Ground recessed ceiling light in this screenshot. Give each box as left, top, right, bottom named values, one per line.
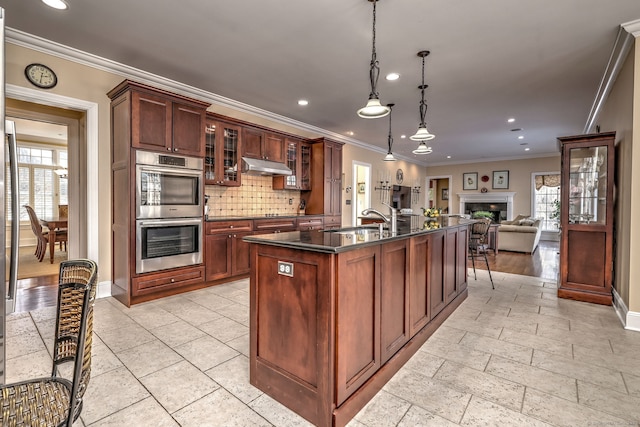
left=507, top=118, right=515, bottom=123
left=386, top=73, right=400, bottom=81
left=518, top=135, right=524, bottom=140
left=42, top=0, right=69, bottom=9
left=447, top=155, right=451, bottom=159
left=400, top=134, right=406, bottom=139
left=297, top=99, right=308, bottom=106
left=346, top=131, right=354, bottom=136
left=525, top=148, right=530, bottom=151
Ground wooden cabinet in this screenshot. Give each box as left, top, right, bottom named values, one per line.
left=273, top=139, right=311, bottom=190
left=242, top=127, right=285, bottom=163
left=250, top=224, right=469, bottom=427
left=253, top=217, right=297, bottom=234
left=558, top=132, right=615, bottom=305
left=430, top=225, right=468, bottom=318
left=116, top=81, right=208, bottom=157
left=205, top=220, right=253, bottom=281
left=108, top=80, right=210, bottom=306
left=205, top=117, right=241, bottom=186
left=323, top=215, right=342, bottom=230
left=304, top=138, right=343, bottom=218
left=297, top=215, right=324, bottom=231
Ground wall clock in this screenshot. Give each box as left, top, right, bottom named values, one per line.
left=396, top=168, right=404, bottom=184
left=24, top=63, right=58, bottom=89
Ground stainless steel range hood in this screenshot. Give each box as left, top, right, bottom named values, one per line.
left=241, top=157, right=292, bottom=176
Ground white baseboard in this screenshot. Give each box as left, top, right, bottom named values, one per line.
left=612, top=287, right=640, bottom=332
left=96, top=280, right=112, bottom=299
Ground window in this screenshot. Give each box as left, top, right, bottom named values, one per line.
left=6, top=144, right=68, bottom=222
left=533, top=173, right=561, bottom=231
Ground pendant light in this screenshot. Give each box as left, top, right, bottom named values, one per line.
left=357, top=0, right=390, bottom=119
left=412, top=142, right=433, bottom=155
left=383, top=104, right=396, bottom=161
left=410, top=50, right=435, bottom=144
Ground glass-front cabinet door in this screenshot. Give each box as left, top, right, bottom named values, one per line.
left=558, top=132, right=615, bottom=305
left=205, top=119, right=241, bottom=187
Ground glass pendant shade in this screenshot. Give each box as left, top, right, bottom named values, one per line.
left=412, top=142, right=433, bottom=155
left=409, top=125, right=435, bottom=141
left=357, top=98, right=390, bottom=119
left=383, top=152, right=396, bottom=161
left=42, top=0, right=69, bottom=9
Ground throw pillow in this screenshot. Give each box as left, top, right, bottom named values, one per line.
left=518, top=218, right=536, bottom=226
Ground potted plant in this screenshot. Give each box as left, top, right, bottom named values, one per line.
left=550, top=199, right=560, bottom=229
left=472, top=210, right=494, bottom=220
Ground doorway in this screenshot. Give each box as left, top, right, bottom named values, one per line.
left=6, top=100, right=84, bottom=311
left=425, top=174, right=452, bottom=214
left=352, top=161, right=371, bottom=226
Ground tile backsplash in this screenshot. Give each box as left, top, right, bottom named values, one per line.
left=206, top=175, right=303, bottom=217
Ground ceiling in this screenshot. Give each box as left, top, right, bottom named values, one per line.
left=3, top=0, right=640, bottom=165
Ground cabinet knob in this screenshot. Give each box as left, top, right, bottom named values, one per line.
left=230, top=225, right=234, bottom=229
left=228, top=235, right=232, bottom=238
left=170, top=278, right=175, bottom=283
left=174, top=148, right=178, bottom=152
left=233, top=234, right=237, bottom=238
left=167, top=147, right=171, bottom=151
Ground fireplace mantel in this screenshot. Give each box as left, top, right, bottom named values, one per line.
left=458, top=192, right=516, bottom=220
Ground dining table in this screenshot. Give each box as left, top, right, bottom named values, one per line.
left=39, top=215, right=68, bottom=264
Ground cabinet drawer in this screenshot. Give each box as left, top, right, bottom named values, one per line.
left=324, top=215, right=341, bottom=228
left=298, top=216, right=324, bottom=231
left=206, top=220, right=253, bottom=234
left=132, top=266, right=205, bottom=296
left=254, top=218, right=297, bottom=233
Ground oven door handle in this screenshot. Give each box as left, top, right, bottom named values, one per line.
left=138, top=218, right=203, bottom=227
left=138, top=165, right=203, bottom=177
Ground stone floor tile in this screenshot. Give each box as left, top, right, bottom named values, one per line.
left=507, top=310, right=571, bottom=330
left=156, top=297, right=223, bottom=326
left=90, top=338, right=124, bottom=376
left=476, top=311, right=539, bottom=334
left=125, top=304, right=181, bottom=330
left=353, top=390, right=411, bottom=427
left=174, top=335, right=239, bottom=371
left=5, top=331, right=46, bottom=360
left=139, top=360, right=219, bottom=414
left=459, top=331, right=533, bottom=364
left=486, top=356, right=577, bottom=401
left=384, top=369, right=471, bottom=423
left=578, top=380, right=640, bottom=422
left=434, top=360, right=525, bottom=411
left=499, top=327, right=572, bottom=358
left=81, top=366, right=150, bottom=425
left=426, top=324, right=467, bottom=344
left=116, top=339, right=183, bottom=377
left=523, top=387, right=634, bottom=427
left=198, top=315, right=249, bottom=343
left=535, top=323, right=614, bottom=352
left=396, top=405, right=459, bottom=427
left=205, top=355, right=263, bottom=404
left=248, top=393, right=314, bottom=427
left=623, top=371, right=640, bottom=396
left=88, top=397, right=179, bottom=427
left=460, top=395, right=552, bottom=426
left=215, top=302, right=251, bottom=326
left=95, top=322, right=156, bottom=353
left=225, top=333, right=250, bottom=357
left=573, top=343, right=640, bottom=377
left=5, top=349, right=51, bottom=383
left=440, top=316, right=503, bottom=339
left=421, top=335, right=491, bottom=371
left=403, top=348, right=445, bottom=377
left=531, top=349, right=626, bottom=393
left=174, top=388, right=271, bottom=427
left=182, top=291, right=235, bottom=312
left=149, top=319, right=207, bottom=348
left=6, top=315, right=38, bottom=337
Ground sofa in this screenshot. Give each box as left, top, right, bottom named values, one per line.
left=497, top=214, right=542, bottom=253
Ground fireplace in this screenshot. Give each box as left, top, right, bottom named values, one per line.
left=458, top=192, right=515, bottom=223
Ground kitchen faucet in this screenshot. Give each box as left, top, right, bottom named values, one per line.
left=361, top=202, right=397, bottom=234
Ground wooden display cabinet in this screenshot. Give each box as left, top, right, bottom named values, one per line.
left=557, top=132, right=615, bottom=305
left=303, top=138, right=343, bottom=220
left=205, top=117, right=242, bottom=186
left=273, top=138, right=311, bottom=190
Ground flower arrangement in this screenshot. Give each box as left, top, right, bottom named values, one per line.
left=422, top=207, right=441, bottom=218
left=472, top=210, right=494, bottom=220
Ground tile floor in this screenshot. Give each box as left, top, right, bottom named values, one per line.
left=6, top=270, right=640, bottom=426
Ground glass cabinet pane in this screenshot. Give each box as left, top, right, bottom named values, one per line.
left=285, top=141, right=297, bottom=188
left=222, top=126, right=239, bottom=183
left=567, top=146, right=607, bottom=224
left=205, top=123, right=216, bottom=182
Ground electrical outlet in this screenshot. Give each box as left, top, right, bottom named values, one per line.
left=289, top=198, right=293, bottom=205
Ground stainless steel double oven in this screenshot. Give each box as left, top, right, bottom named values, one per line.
left=135, top=151, right=203, bottom=274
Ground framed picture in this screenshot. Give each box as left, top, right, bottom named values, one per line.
left=463, top=172, right=478, bottom=190
left=492, top=170, right=509, bottom=189
left=442, top=188, right=449, bottom=200
left=357, top=182, right=366, bottom=193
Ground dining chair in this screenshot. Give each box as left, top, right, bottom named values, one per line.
left=24, top=205, right=68, bottom=262
left=468, top=218, right=495, bottom=289
left=0, top=259, right=98, bottom=427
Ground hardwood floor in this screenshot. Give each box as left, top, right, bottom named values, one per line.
left=469, top=240, right=559, bottom=282
left=13, top=274, right=59, bottom=313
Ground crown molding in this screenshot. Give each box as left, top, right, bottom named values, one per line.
left=6, top=27, right=423, bottom=166
left=622, top=19, right=640, bottom=38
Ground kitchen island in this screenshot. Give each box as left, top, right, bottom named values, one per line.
left=245, top=217, right=472, bottom=427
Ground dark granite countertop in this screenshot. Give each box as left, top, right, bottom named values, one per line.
left=243, top=216, right=474, bottom=254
